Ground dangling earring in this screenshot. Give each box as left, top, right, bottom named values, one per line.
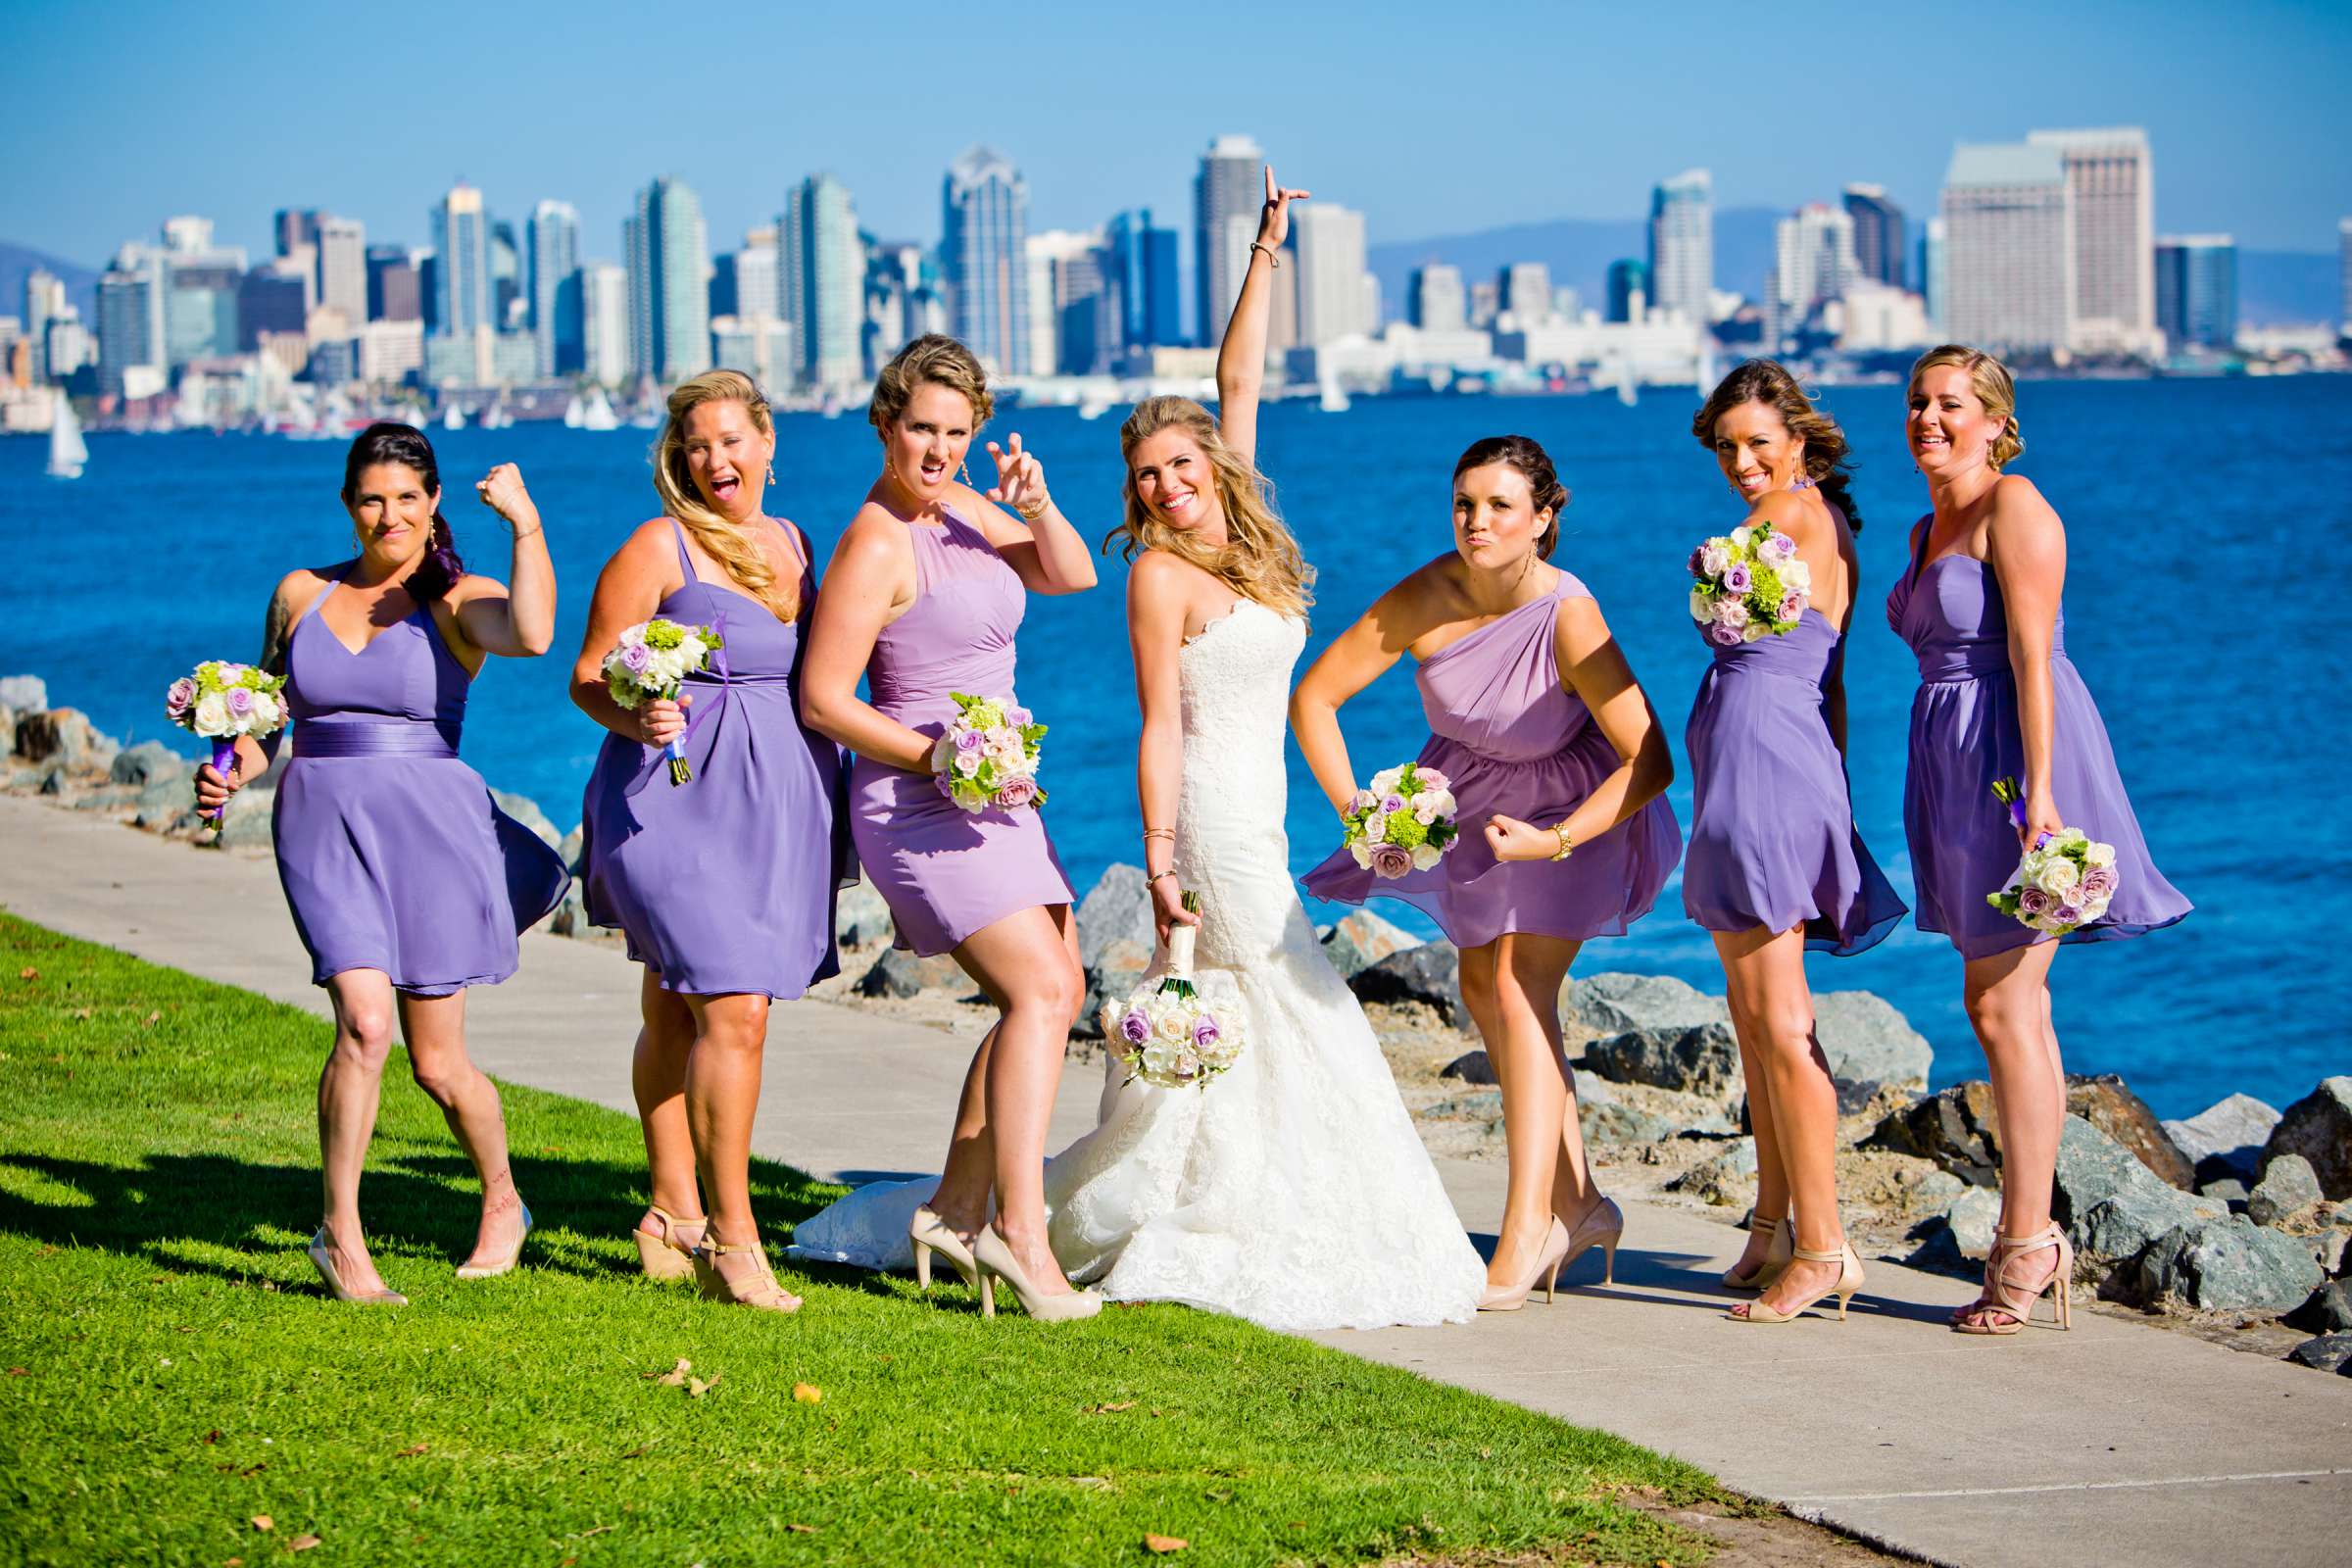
left=957, top=460, right=974, bottom=489
left=1789, top=473, right=1814, bottom=492
left=766, top=462, right=776, bottom=487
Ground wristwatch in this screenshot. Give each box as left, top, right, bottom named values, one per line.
left=1549, top=822, right=1576, bottom=861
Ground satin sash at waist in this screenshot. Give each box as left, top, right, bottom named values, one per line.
left=292, top=720, right=462, bottom=760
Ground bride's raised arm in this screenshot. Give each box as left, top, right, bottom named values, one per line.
left=1214, top=164, right=1308, bottom=466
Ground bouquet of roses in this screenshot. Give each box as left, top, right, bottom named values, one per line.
left=1688, top=520, right=1811, bottom=645
left=1341, top=762, right=1458, bottom=879
left=1985, top=777, right=2119, bottom=935
left=603, top=618, right=722, bottom=785
left=1102, top=894, right=1242, bottom=1091
left=931, top=692, right=1047, bottom=812
left=165, top=661, right=289, bottom=822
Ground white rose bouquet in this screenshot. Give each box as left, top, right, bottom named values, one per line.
left=1101, top=894, right=1242, bottom=1091
left=1985, top=777, right=2119, bottom=935
left=603, top=618, right=723, bottom=785
left=930, top=692, right=1047, bottom=813
left=1687, top=520, right=1811, bottom=645
left=1340, top=761, right=1459, bottom=879
left=165, top=661, right=289, bottom=822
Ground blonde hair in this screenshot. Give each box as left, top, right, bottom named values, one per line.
left=1108, top=396, right=1313, bottom=618
left=1909, top=344, right=2024, bottom=468
left=651, top=369, right=797, bottom=622
left=869, top=334, right=994, bottom=435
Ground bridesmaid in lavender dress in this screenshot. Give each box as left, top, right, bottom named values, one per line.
left=195, top=423, right=566, bottom=1305
left=571, top=370, right=845, bottom=1315
left=799, top=336, right=1102, bottom=1321
left=1683, top=362, right=1906, bottom=1326
left=1889, top=346, right=2190, bottom=1336
left=1296, top=435, right=1680, bottom=1311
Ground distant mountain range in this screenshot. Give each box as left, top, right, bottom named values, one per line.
left=0, top=244, right=101, bottom=331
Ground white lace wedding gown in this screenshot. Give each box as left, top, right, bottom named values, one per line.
left=789, top=600, right=1486, bottom=1331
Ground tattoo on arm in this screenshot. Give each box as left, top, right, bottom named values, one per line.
left=259, top=590, right=293, bottom=677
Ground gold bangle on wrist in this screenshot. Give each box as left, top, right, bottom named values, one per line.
left=1549, top=822, right=1576, bottom=860
left=1250, top=241, right=1281, bottom=270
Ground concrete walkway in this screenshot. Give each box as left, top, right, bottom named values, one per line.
left=5, top=792, right=2345, bottom=1568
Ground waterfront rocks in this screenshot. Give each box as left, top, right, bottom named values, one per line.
left=2134, top=1214, right=2325, bottom=1313
left=834, top=872, right=894, bottom=951
left=133, top=775, right=196, bottom=831
left=14, top=708, right=113, bottom=772
left=2285, top=1333, right=2352, bottom=1375
left=1319, top=909, right=1420, bottom=980
left=1864, top=1081, right=2004, bottom=1186
left=1584, top=1101, right=1677, bottom=1146
left=1588, top=1020, right=1741, bottom=1098
left=2247, top=1154, right=2327, bottom=1227
left=2261, top=1078, right=2352, bottom=1200
left=1440, top=1050, right=1496, bottom=1086
left=0, top=675, right=47, bottom=712
left=1812, top=991, right=1933, bottom=1091
left=2164, top=1093, right=2282, bottom=1185
left=109, top=740, right=183, bottom=787
left=1348, top=943, right=1465, bottom=1027
left=1944, top=1186, right=2003, bottom=1261
left=1567, top=972, right=1726, bottom=1042
left=215, top=785, right=276, bottom=852
left=1668, top=1139, right=1758, bottom=1206
left=491, top=789, right=562, bottom=850
left=2284, top=1281, right=2352, bottom=1335
left=2066, top=1074, right=2196, bottom=1191
left=857, top=948, right=965, bottom=1001
left=1074, top=937, right=1152, bottom=1040
left=1076, top=863, right=1154, bottom=975
left=2049, top=1115, right=2220, bottom=1293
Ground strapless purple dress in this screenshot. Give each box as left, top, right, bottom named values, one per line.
left=271, top=572, right=568, bottom=996
left=1303, top=572, right=1681, bottom=949
left=849, top=508, right=1072, bottom=956
left=579, top=520, right=846, bottom=999
left=1886, top=520, right=2190, bottom=959
left=1683, top=597, right=1905, bottom=955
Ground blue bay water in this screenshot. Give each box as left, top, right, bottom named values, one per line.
left=3, top=378, right=2342, bottom=1118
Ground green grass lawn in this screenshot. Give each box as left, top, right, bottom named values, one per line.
left=0, top=912, right=1722, bottom=1566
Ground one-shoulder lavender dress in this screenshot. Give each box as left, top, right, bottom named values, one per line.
left=1886, top=521, right=2190, bottom=959
left=850, top=508, right=1072, bottom=956
left=1304, top=571, right=1681, bottom=948
left=1683, top=574, right=1905, bottom=955
left=271, top=573, right=569, bottom=995
left=579, top=520, right=846, bottom=998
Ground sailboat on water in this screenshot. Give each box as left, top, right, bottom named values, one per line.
left=580, top=387, right=619, bottom=431
left=47, top=390, right=86, bottom=479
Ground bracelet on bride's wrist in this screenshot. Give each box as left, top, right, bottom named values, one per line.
left=1250, top=241, right=1281, bottom=269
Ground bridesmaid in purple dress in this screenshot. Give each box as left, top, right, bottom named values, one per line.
left=1683, top=363, right=1906, bottom=1326
left=1889, top=346, right=2191, bottom=1336
left=1296, top=436, right=1680, bottom=1311
left=800, top=336, right=1102, bottom=1320
left=195, top=423, right=566, bottom=1304
left=570, top=370, right=844, bottom=1315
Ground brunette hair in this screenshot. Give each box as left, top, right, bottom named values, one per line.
left=341, top=422, right=463, bottom=600
left=1451, top=435, right=1569, bottom=560
left=869, top=334, right=994, bottom=435
left=1690, top=360, right=1864, bottom=531
left=1106, top=396, right=1312, bottom=617
left=1909, top=344, right=2024, bottom=468
left=652, top=368, right=798, bottom=621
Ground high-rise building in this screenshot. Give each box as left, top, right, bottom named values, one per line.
left=2153, top=235, right=2236, bottom=351
left=625, top=174, right=712, bottom=384
left=236, top=266, right=308, bottom=350
left=528, top=200, right=581, bottom=377
left=1291, top=204, right=1371, bottom=346
left=156, top=220, right=244, bottom=368
left=316, top=217, right=367, bottom=326
left=1920, top=218, right=1948, bottom=332
left=431, top=183, right=491, bottom=338
left=1770, top=203, right=1859, bottom=341
left=96, top=247, right=165, bottom=396
left=2028, top=127, right=2155, bottom=354
left=2340, top=219, right=2352, bottom=335
left=710, top=315, right=793, bottom=392
left=782, top=173, right=863, bottom=393
left=490, top=220, right=524, bottom=332
left=942, top=146, right=1030, bottom=376
left=366, top=245, right=420, bottom=322
left=1648, top=169, right=1713, bottom=325
left=863, top=239, right=944, bottom=377
left=1497, top=262, right=1552, bottom=325
left=1024, top=229, right=1108, bottom=375
left=273, top=209, right=320, bottom=259
left=1103, top=210, right=1179, bottom=356
left=1408, top=265, right=1466, bottom=331
left=24, top=270, right=64, bottom=381
left=1605, top=258, right=1649, bottom=322
left=732, top=226, right=780, bottom=322
left=579, top=262, right=631, bottom=385
left=1842, top=184, right=1906, bottom=289
left=1941, top=142, right=2073, bottom=354
left=1193, top=134, right=1264, bottom=348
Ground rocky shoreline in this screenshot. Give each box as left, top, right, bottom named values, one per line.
left=10, top=674, right=2348, bottom=1376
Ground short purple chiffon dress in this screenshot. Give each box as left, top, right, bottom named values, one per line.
left=579, top=519, right=847, bottom=999
left=1304, top=570, right=1681, bottom=949
left=271, top=571, right=569, bottom=996
left=849, top=507, right=1072, bottom=956
left=1683, top=547, right=1905, bottom=955
left=1886, top=519, right=2190, bottom=959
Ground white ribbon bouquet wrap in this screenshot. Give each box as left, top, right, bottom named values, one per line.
left=1101, top=892, right=1244, bottom=1091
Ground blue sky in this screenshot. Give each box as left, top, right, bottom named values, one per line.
left=5, top=0, right=2348, bottom=270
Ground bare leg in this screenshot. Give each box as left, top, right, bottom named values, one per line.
left=1717, top=926, right=1845, bottom=1319
left=631, top=969, right=704, bottom=1237
left=1461, top=934, right=1587, bottom=1289
left=398, top=988, right=526, bottom=1268
left=1715, top=930, right=1791, bottom=1280
left=924, top=1019, right=999, bottom=1240
left=681, top=992, right=770, bottom=1276
left=316, top=969, right=400, bottom=1294
left=1957, top=941, right=2065, bottom=1327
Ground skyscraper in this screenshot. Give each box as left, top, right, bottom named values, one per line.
left=626, top=175, right=712, bottom=383
left=1941, top=142, right=2073, bottom=354
left=1919, top=218, right=1948, bottom=332
left=733, top=226, right=781, bottom=322
left=942, top=146, right=1030, bottom=376
left=1770, top=203, right=1859, bottom=341
left=1497, top=262, right=1552, bottom=325
left=431, top=183, right=491, bottom=339
left=782, top=173, right=863, bottom=393
left=2153, top=235, right=2236, bottom=351
left=1842, top=184, right=1906, bottom=289
left=273, top=209, right=320, bottom=262
left=2340, top=219, right=2352, bottom=335
left=1408, top=265, right=1466, bottom=331
left=24, top=270, right=63, bottom=381
left=1194, top=134, right=1264, bottom=348
left=1289, top=204, right=1371, bottom=346
left=316, top=217, right=367, bottom=327
left=96, top=246, right=165, bottom=396
left=1103, top=210, right=1179, bottom=355
left=1648, top=169, right=1713, bottom=325
left=1605, top=258, right=1649, bottom=322
left=579, top=262, right=631, bottom=386
left=2027, top=127, right=2155, bottom=354
left=528, top=200, right=581, bottom=376
left=367, top=246, right=420, bottom=322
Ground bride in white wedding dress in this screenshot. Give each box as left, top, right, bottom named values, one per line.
left=790, top=170, right=1485, bottom=1331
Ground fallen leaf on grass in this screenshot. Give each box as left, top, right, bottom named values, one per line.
left=686, top=1374, right=721, bottom=1398
left=618, top=1442, right=657, bottom=1459
left=1071, top=1477, right=1110, bottom=1490
left=1145, top=1535, right=1189, bottom=1553
left=145, top=1010, right=162, bottom=1026
left=20, top=966, right=37, bottom=979
left=225, top=1558, right=242, bottom=1566
left=792, top=1383, right=822, bottom=1404
left=575, top=1525, right=612, bottom=1539
left=203, top=1430, right=220, bottom=1445
left=394, top=1443, right=427, bottom=1458
left=1086, top=1400, right=1137, bottom=1414
left=249, top=1516, right=272, bottom=1532
left=289, top=1536, right=320, bottom=1552
left=645, top=1358, right=691, bottom=1386
left=787, top=1524, right=816, bottom=1535
left=72, top=1006, right=90, bottom=1019
left=240, top=1463, right=267, bottom=1478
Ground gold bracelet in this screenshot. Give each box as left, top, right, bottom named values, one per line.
left=1250, top=241, right=1281, bottom=270
left=1549, top=822, right=1576, bottom=860
left=1141, top=826, right=1176, bottom=841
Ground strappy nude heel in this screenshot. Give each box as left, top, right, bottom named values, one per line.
left=969, top=1226, right=1102, bottom=1322
left=1478, top=1216, right=1572, bottom=1311
left=307, top=1224, right=408, bottom=1305
left=1953, top=1223, right=2073, bottom=1336
left=1558, top=1195, right=1624, bottom=1286
left=909, top=1205, right=979, bottom=1291
left=1730, top=1241, right=1863, bottom=1323
left=691, top=1234, right=803, bottom=1314
left=633, top=1204, right=706, bottom=1281
left=1721, top=1211, right=1792, bottom=1291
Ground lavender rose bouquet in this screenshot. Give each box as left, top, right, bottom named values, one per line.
left=166, top=661, right=288, bottom=822
left=1985, top=777, right=2119, bottom=935
left=930, top=691, right=1047, bottom=813
left=1687, top=520, right=1811, bottom=644
left=1101, top=893, right=1242, bottom=1091
left=1340, top=761, right=1459, bottom=879
left=603, top=618, right=723, bottom=785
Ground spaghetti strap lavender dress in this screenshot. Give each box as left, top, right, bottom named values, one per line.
left=1886, top=519, right=2190, bottom=959
left=579, top=519, right=846, bottom=998
left=1303, top=571, right=1680, bottom=948
left=271, top=572, right=568, bottom=996
left=849, top=507, right=1072, bottom=956
left=1683, top=534, right=1905, bottom=954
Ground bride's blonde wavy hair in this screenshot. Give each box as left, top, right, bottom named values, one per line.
left=651, top=369, right=799, bottom=622
left=1106, top=397, right=1313, bottom=618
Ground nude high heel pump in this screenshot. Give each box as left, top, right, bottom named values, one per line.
left=969, top=1226, right=1102, bottom=1323
left=909, top=1205, right=979, bottom=1291
left=456, top=1200, right=533, bottom=1281
left=1729, top=1241, right=1863, bottom=1324
left=307, top=1224, right=408, bottom=1306
left=1477, top=1217, right=1572, bottom=1312
left=1559, top=1196, right=1624, bottom=1287
left=1721, top=1212, right=1793, bottom=1291
left=633, top=1204, right=706, bottom=1282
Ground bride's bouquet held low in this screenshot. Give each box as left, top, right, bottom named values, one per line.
left=1340, top=762, right=1459, bottom=878
left=166, top=661, right=288, bottom=822
left=1102, top=893, right=1243, bottom=1091
left=602, top=618, right=722, bottom=785
left=1985, top=777, right=2119, bottom=936
left=932, top=692, right=1048, bottom=812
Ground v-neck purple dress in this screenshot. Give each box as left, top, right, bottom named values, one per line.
left=1303, top=572, right=1681, bottom=949
left=579, top=520, right=846, bottom=999
left=1886, top=518, right=2190, bottom=959
left=271, top=571, right=569, bottom=996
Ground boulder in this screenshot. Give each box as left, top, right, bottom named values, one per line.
left=1425, top=1090, right=1502, bottom=1122
left=2284, top=1281, right=2352, bottom=1335
left=2261, top=1078, right=2352, bottom=1200
left=109, top=740, right=184, bottom=787
left=132, top=775, right=196, bottom=832
left=1587, top=1020, right=1740, bottom=1098
left=36, top=766, right=65, bottom=796
left=856, top=948, right=966, bottom=1000
left=1440, top=1050, right=1496, bottom=1086
left=2065, top=1074, right=2195, bottom=1191
left=1348, top=943, right=1465, bottom=1028
left=2318, top=1228, right=2349, bottom=1278
left=2248, top=1153, right=2326, bottom=1228
left=1863, top=1081, right=2004, bottom=1186
left=2285, top=1333, right=2352, bottom=1375
left=2197, top=1177, right=2250, bottom=1207
left=215, top=784, right=276, bottom=851
left=1913, top=1168, right=1968, bottom=1208
left=2164, top=1093, right=2282, bottom=1185
left=1565, top=972, right=1726, bottom=1043
left=1667, top=1140, right=1758, bottom=1206
left=2133, top=1216, right=2325, bottom=1312
left=1812, top=991, right=1933, bottom=1091
left=1943, top=1186, right=2003, bottom=1261
left=1583, top=1101, right=1675, bottom=1145
left=834, top=872, right=895, bottom=950
left=15, top=708, right=112, bottom=771
left=1319, top=908, right=1420, bottom=979
left=0, top=675, right=47, bottom=711
left=72, top=784, right=137, bottom=810
left=490, top=789, right=562, bottom=850
left=1075, top=863, right=1154, bottom=975
left=2048, top=1114, right=2220, bottom=1288
left=1074, top=937, right=1153, bottom=1041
